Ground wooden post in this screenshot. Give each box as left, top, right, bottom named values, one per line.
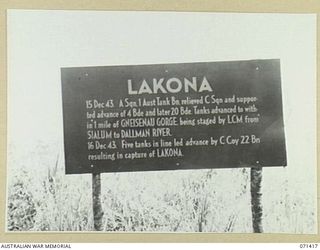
left=250, top=167, right=263, bottom=233
left=92, top=173, right=103, bottom=231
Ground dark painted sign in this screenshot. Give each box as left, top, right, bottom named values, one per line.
left=61, top=59, right=286, bottom=174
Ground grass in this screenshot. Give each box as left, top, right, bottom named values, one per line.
left=6, top=142, right=316, bottom=233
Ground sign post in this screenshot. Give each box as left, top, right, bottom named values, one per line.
left=250, top=167, right=263, bottom=233
left=92, top=173, right=103, bottom=231
left=61, top=59, right=286, bottom=232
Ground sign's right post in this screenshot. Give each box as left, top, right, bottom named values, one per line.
left=251, top=166, right=263, bottom=233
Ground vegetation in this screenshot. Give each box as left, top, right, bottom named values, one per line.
left=6, top=142, right=316, bottom=233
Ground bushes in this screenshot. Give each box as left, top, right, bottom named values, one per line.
left=7, top=181, right=36, bottom=231
left=7, top=166, right=251, bottom=232
left=6, top=145, right=316, bottom=233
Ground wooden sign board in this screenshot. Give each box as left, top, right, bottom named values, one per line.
left=61, top=59, right=287, bottom=174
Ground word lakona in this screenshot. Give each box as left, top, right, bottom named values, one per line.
left=128, top=76, right=213, bottom=95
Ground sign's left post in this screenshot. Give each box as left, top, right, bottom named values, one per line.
left=92, top=173, right=103, bottom=231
